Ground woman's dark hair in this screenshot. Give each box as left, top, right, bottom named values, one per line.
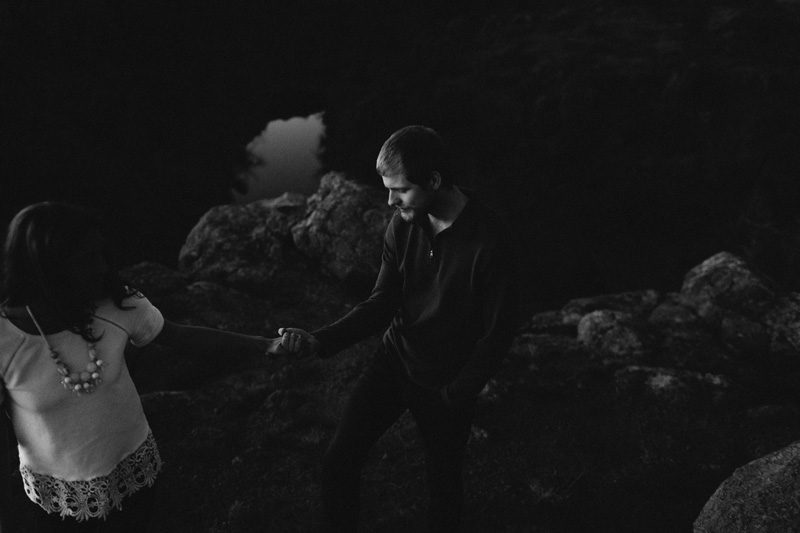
left=375, top=125, right=454, bottom=188
left=0, top=202, right=138, bottom=341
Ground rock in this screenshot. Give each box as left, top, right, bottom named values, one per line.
left=520, top=310, right=577, bottom=335
left=265, top=389, right=305, bottom=413
left=562, top=289, right=661, bottom=325
left=644, top=288, right=765, bottom=373
left=120, top=261, right=188, bottom=304
left=291, top=172, right=392, bottom=291
left=719, top=313, right=770, bottom=358
left=694, top=440, right=800, bottom=533
left=159, top=280, right=277, bottom=334
left=615, top=365, right=735, bottom=409
left=577, top=310, right=651, bottom=366
left=478, top=377, right=510, bottom=403
left=178, top=192, right=309, bottom=294
left=680, top=252, right=776, bottom=322
left=656, top=324, right=734, bottom=374
left=509, top=332, right=583, bottom=360
left=504, top=330, right=595, bottom=397
left=264, top=364, right=298, bottom=391
left=507, top=333, right=538, bottom=359
left=762, top=292, right=800, bottom=353
left=648, top=292, right=702, bottom=328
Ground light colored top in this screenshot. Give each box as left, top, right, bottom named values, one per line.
left=0, top=294, right=164, bottom=482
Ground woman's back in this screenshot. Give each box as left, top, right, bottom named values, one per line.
left=0, top=296, right=161, bottom=481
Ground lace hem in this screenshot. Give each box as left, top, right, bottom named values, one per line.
left=21, top=431, right=162, bottom=521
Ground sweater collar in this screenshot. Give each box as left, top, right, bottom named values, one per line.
left=444, top=187, right=478, bottom=237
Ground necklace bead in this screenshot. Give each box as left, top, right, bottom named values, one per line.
left=26, top=306, right=104, bottom=396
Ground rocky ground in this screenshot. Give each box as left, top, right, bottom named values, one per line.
left=8, top=175, right=800, bottom=532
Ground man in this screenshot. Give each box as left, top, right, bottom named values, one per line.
left=280, top=125, right=519, bottom=532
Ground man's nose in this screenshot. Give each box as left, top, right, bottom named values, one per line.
left=387, top=191, right=399, bottom=206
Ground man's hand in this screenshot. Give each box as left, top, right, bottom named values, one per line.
left=278, top=327, right=321, bottom=357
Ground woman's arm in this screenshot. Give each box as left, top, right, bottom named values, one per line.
left=152, top=319, right=287, bottom=358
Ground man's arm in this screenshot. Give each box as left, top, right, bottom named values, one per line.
left=282, top=217, right=403, bottom=358
left=441, top=239, right=520, bottom=405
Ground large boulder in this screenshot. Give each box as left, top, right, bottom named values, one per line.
left=648, top=292, right=704, bottom=328
left=680, top=251, right=776, bottom=323
left=178, top=192, right=309, bottom=294
left=291, top=172, right=392, bottom=291
left=694, top=440, right=800, bottom=533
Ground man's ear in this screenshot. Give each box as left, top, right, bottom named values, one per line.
left=429, top=171, right=442, bottom=191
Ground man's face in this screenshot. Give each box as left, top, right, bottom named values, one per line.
left=382, top=169, right=436, bottom=224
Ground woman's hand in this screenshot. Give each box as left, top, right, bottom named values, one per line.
left=264, top=337, right=289, bottom=356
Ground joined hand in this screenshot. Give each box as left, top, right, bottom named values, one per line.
left=278, top=327, right=320, bottom=356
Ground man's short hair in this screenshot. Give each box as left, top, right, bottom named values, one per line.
left=376, top=125, right=454, bottom=188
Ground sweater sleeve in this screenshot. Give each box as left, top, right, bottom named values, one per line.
left=311, top=218, right=403, bottom=358
left=443, top=234, right=520, bottom=404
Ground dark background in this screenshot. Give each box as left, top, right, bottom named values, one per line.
left=3, top=0, right=800, bottom=314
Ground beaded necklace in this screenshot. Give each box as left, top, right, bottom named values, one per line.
left=25, top=305, right=105, bottom=395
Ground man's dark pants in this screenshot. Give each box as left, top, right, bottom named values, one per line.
left=320, top=345, right=476, bottom=532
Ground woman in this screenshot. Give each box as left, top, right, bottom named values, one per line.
left=0, top=202, right=301, bottom=532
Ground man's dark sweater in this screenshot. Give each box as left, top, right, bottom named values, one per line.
left=311, top=191, right=519, bottom=404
